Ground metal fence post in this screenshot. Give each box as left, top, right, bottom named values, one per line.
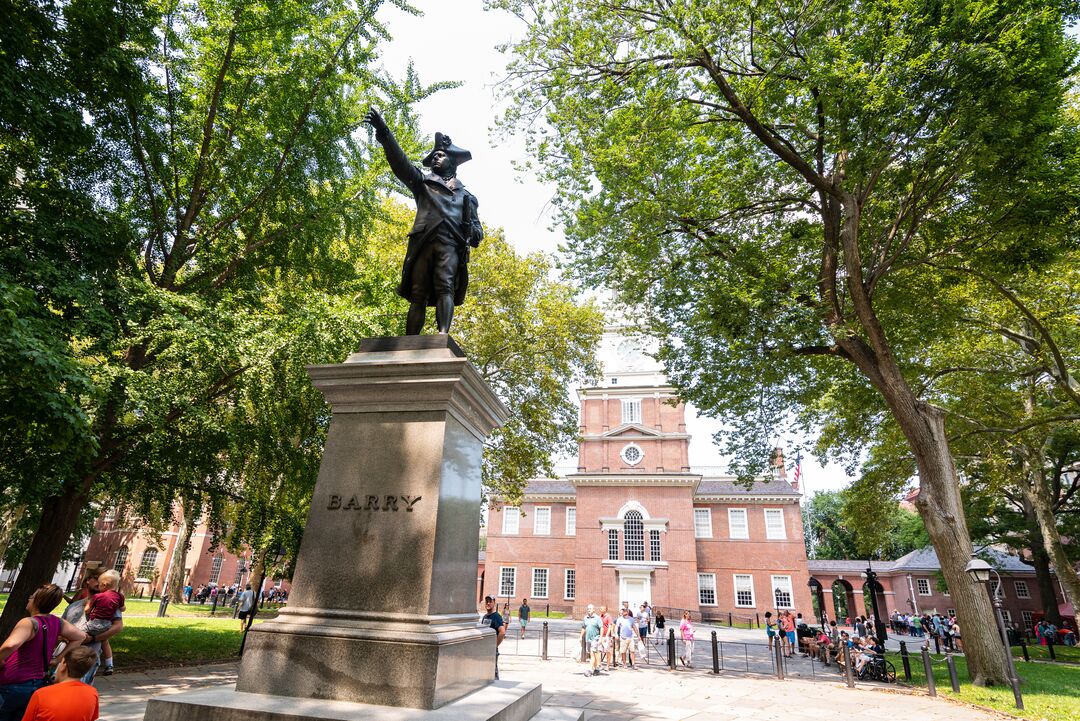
left=922, top=646, right=936, bottom=697
left=899, top=641, right=912, bottom=682
left=1019, top=636, right=1029, bottom=662
left=542, top=622, right=549, bottom=661
left=728, top=612, right=733, bottom=627
left=842, top=645, right=854, bottom=688
left=945, top=653, right=960, bottom=692
left=668, top=628, right=676, bottom=670
left=580, top=633, right=587, bottom=663
left=711, top=631, right=719, bottom=674
left=1048, top=642, right=1057, bottom=661
left=156, top=594, right=169, bottom=618
left=756, top=612, right=760, bottom=629
left=775, top=637, right=786, bottom=680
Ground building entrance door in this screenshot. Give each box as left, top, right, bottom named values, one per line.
left=619, top=575, right=650, bottom=607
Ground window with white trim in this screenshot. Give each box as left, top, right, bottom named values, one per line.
left=1000, top=609, right=1012, bottom=625
left=564, top=569, right=576, bottom=600
left=608, top=529, right=619, bottom=560
left=728, top=508, right=748, bottom=539
left=916, top=578, right=931, bottom=596
left=764, top=508, right=786, bottom=540
left=621, top=399, right=641, bottom=424
left=137, top=548, right=158, bottom=579
left=533, top=507, right=551, bottom=535
left=1022, top=610, right=1034, bottom=632
left=1014, top=580, right=1030, bottom=599
left=208, top=554, right=224, bottom=584
left=502, top=507, right=520, bottom=535
left=694, top=508, right=713, bottom=538
left=499, top=567, right=516, bottom=597
left=565, top=507, right=576, bottom=536
left=649, top=530, right=661, bottom=561
left=113, top=546, right=129, bottom=573
left=532, top=568, right=549, bottom=598
left=734, top=574, right=756, bottom=607
left=623, top=511, right=645, bottom=561
left=772, top=575, right=794, bottom=609
left=698, top=573, right=717, bottom=606
left=995, top=582, right=1005, bottom=599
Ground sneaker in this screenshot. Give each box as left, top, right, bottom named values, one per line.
left=103, top=667, right=114, bottom=676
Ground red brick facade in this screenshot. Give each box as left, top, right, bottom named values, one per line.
left=483, top=335, right=812, bottom=619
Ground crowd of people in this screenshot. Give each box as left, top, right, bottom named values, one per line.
left=888, top=610, right=962, bottom=650
left=182, top=582, right=288, bottom=607
left=577, top=600, right=690, bottom=677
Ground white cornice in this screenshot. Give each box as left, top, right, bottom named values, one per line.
left=579, top=386, right=679, bottom=399
left=569, top=473, right=701, bottom=489
left=522, top=494, right=575, bottom=502
left=694, top=494, right=800, bottom=503
left=601, top=560, right=669, bottom=571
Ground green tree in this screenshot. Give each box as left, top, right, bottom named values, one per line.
left=804, top=489, right=928, bottom=560
left=0, top=0, right=434, bottom=637
left=492, top=0, right=1080, bottom=683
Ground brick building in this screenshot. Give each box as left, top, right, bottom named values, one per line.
left=82, top=507, right=289, bottom=598
left=807, top=547, right=1067, bottom=634
left=482, top=330, right=812, bottom=619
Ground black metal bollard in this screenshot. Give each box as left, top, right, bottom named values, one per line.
left=1048, top=642, right=1057, bottom=661
left=545, top=604, right=549, bottom=617
left=775, top=638, right=785, bottom=680
left=728, top=612, right=733, bottom=627
left=946, top=653, right=960, bottom=692
left=1019, top=637, right=1029, bottom=662
left=139, top=588, right=144, bottom=599
left=711, top=631, right=720, bottom=674
left=756, top=612, right=760, bottom=629
left=580, top=634, right=587, bottom=663
left=156, top=594, right=169, bottom=618
left=922, top=646, right=936, bottom=697
left=668, top=628, right=676, bottom=670
left=542, top=622, right=549, bottom=661
left=150, top=589, right=156, bottom=602
left=899, top=641, right=912, bottom=681
left=842, top=645, right=854, bottom=687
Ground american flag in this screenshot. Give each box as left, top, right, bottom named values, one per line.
left=792, top=451, right=802, bottom=485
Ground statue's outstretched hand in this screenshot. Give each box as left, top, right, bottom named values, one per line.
left=364, top=108, right=388, bottom=134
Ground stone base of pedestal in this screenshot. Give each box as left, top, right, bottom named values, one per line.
left=234, top=609, right=494, bottom=709
left=143, top=680, right=573, bottom=721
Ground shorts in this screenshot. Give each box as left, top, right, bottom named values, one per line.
left=619, top=637, right=633, bottom=654
left=589, top=637, right=602, bottom=653
left=520, top=618, right=528, bottom=628
left=238, top=609, right=251, bottom=621
left=601, top=637, right=613, bottom=652
left=786, top=631, right=796, bottom=643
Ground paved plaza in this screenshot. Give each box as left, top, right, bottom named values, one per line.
left=97, top=651, right=1002, bottom=721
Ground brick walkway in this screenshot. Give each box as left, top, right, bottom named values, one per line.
left=96, top=654, right=1003, bottom=721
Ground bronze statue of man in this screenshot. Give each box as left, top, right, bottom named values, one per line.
left=364, top=110, right=483, bottom=335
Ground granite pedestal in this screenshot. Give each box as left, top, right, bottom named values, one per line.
left=143, top=336, right=551, bottom=720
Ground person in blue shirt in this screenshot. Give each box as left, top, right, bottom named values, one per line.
left=481, top=596, right=505, bottom=680
left=616, top=608, right=637, bottom=668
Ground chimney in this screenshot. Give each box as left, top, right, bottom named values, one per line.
left=772, top=447, right=798, bottom=492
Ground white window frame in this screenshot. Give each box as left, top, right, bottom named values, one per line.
left=649, top=529, right=662, bottom=561
left=533, top=506, right=551, bottom=535
left=499, top=567, right=516, bottom=597
left=531, top=568, right=549, bottom=599
left=565, top=507, right=576, bottom=536
left=764, top=508, right=787, bottom=540
left=621, top=398, right=642, bottom=424
left=698, top=573, right=718, bottom=606
left=113, top=546, right=129, bottom=573
left=564, top=568, right=576, bottom=600
left=1021, top=610, right=1034, bottom=631
left=1014, top=580, right=1030, bottom=599
left=694, top=508, right=713, bottom=538
left=208, top=554, right=224, bottom=584
left=137, top=548, right=159, bottom=580
left=502, top=507, right=520, bottom=535
left=916, top=578, right=932, bottom=596
left=772, top=575, right=794, bottom=609
left=1000, top=609, right=1012, bottom=625
left=733, top=574, right=756, bottom=608
left=727, top=508, right=748, bottom=539
left=620, top=443, right=644, bottom=466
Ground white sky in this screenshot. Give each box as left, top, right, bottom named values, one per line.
left=375, top=1, right=856, bottom=495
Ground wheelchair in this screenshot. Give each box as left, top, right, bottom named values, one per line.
left=857, top=654, right=897, bottom=683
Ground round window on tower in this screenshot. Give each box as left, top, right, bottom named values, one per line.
left=621, top=443, right=644, bottom=467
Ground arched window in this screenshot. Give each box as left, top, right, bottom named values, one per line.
left=138, top=548, right=159, bottom=578
left=623, top=511, right=645, bottom=561
left=113, top=546, right=129, bottom=573
left=208, top=554, right=224, bottom=584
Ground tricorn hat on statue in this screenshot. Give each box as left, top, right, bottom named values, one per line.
left=422, top=132, right=472, bottom=167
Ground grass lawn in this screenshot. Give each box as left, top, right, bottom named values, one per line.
left=1013, top=643, right=1080, bottom=664
left=107, top=616, right=250, bottom=668
left=888, top=650, right=1080, bottom=721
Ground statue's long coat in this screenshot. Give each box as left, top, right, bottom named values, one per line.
left=376, top=130, right=483, bottom=306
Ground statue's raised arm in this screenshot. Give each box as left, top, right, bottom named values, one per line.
left=363, top=109, right=482, bottom=336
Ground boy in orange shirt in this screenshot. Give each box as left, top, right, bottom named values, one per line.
left=21, top=646, right=98, bottom=721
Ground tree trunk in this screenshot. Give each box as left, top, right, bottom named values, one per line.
left=166, top=500, right=197, bottom=602
left=0, top=482, right=92, bottom=639
left=1023, top=498, right=1062, bottom=624
left=1022, top=472, right=1080, bottom=614
left=903, top=403, right=1010, bottom=686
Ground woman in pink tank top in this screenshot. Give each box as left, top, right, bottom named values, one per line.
left=0, top=584, right=87, bottom=721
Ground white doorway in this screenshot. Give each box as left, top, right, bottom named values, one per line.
left=619, top=571, right=651, bottom=607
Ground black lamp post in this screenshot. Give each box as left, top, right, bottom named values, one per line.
left=239, top=544, right=286, bottom=657
left=808, top=578, right=827, bottom=627
left=861, top=561, right=888, bottom=644
left=965, top=555, right=1024, bottom=710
